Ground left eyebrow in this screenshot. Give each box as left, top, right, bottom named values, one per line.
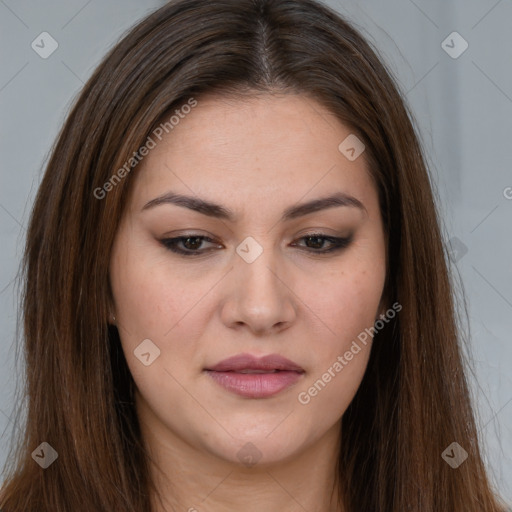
left=141, top=191, right=367, bottom=220
left=282, top=192, right=367, bottom=220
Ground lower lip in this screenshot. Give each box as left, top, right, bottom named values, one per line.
left=205, top=370, right=304, bottom=398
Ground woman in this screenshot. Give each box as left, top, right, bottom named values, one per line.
left=0, top=0, right=508, bottom=510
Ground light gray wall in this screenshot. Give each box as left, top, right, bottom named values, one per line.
left=1, top=0, right=511, bottom=503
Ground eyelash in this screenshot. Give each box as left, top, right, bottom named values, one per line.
left=160, top=233, right=353, bottom=257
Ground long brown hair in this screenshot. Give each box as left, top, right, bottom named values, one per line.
left=1, top=0, right=507, bottom=510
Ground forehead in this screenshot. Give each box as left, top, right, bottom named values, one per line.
left=128, top=93, right=375, bottom=212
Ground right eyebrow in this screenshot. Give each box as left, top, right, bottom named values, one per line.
left=141, top=191, right=367, bottom=220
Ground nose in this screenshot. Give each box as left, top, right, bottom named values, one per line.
left=220, top=244, right=297, bottom=336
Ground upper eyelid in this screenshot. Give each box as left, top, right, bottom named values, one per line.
left=164, top=232, right=346, bottom=243
left=164, top=227, right=348, bottom=239
left=161, top=233, right=351, bottom=253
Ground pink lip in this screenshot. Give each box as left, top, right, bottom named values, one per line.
left=204, top=353, right=305, bottom=398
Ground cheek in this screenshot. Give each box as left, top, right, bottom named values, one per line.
left=303, top=260, right=385, bottom=339
left=109, top=239, right=213, bottom=389
left=296, top=270, right=380, bottom=417
left=298, top=347, right=371, bottom=432
left=296, top=257, right=384, bottom=404
left=109, top=246, right=197, bottom=400
left=110, top=237, right=187, bottom=335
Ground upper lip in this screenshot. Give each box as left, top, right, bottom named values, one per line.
left=205, top=353, right=305, bottom=373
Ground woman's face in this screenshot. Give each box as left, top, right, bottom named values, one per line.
left=109, top=93, right=387, bottom=466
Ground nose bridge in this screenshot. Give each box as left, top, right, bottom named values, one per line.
left=237, top=235, right=284, bottom=303
left=222, top=235, right=296, bottom=333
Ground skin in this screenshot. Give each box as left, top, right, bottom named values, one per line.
left=109, top=93, right=387, bottom=512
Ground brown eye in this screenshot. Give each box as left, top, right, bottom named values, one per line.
left=292, top=233, right=353, bottom=254
left=160, top=233, right=352, bottom=258
left=160, top=235, right=222, bottom=256
left=182, top=236, right=204, bottom=250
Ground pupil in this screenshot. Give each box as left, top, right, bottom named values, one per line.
left=306, top=236, right=324, bottom=249
left=184, top=237, right=202, bottom=250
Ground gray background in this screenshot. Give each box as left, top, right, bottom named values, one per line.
left=1, top=0, right=511, bottom=504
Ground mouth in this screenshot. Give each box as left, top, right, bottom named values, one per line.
left=204, top=353, right=305, bottom=398
left=204, top=352, right=305, bottom=373
left=231, top=369, right=280, bottom=374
